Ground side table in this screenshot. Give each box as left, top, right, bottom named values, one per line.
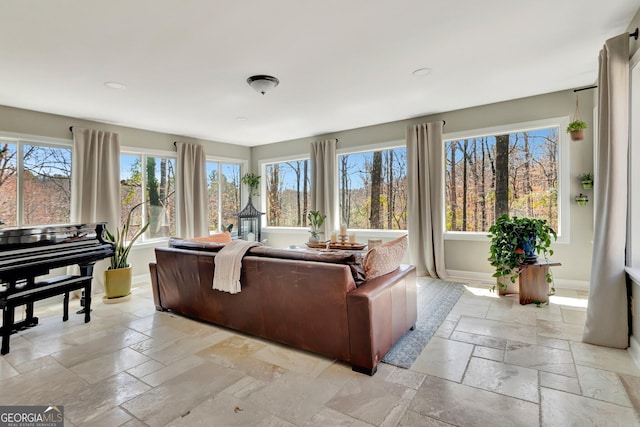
left=518, top=260, right=561, bottom=305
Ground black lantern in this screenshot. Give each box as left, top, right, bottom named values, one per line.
left=235, top=198, right=264, bottom=242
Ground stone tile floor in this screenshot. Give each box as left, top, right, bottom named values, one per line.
left=1, top=279, right=639, bottom=426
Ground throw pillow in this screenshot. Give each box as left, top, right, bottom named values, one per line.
left=363, top=235, right=408, bottom=280
left=190, top=231, right=232, bottom=243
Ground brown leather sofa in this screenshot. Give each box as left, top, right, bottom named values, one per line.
left=149, top=240, right=417, bottom=375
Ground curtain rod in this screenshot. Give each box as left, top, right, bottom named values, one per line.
left=631, top=28, right=639, bottom=40
left=573, top=86, right=597, bottom=93
left=69, top=126, right=73, bottom=132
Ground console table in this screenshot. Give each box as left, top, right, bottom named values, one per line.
left=517, top=260, right=560, bottom=305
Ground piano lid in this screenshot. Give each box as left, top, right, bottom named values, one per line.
left=0, top=223, right=107, bottom=250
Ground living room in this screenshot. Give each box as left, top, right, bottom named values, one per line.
left=2, top=2, right=640, bottom=426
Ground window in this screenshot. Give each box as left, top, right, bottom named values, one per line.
left=0, top=138, right=71, bottom=227
left=120, top=152, right=176, bottom=240
left=206, top=160, right=242, bottom=232
left=445, top=123, right=561, bottom=233
left=264, top=159, right=311, bottom=227
left=338, top=146, right=407, bottom=230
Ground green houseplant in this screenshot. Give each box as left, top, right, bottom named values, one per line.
left=566, top=120, right=588, bottom=141
left=241, top=172, right=261, bottom=197
left=488, top=214, right=557, bottom=293
left=307, top=210, right=326, bottom=241
left=103, top=201, right=149, bottom=300
left=578, top=172, right=593, bottom=189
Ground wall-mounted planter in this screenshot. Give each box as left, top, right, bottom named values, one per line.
left=575, top=194, right=589, bottom=206
left=581, top=180, right=593, bottom=189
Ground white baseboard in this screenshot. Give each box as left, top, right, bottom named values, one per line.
left=446, top=269, right=589, bottom=291
left=132, top=273, right=150, bottom=285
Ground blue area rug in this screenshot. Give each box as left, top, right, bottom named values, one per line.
left=382, top=278, right=466, bottom=369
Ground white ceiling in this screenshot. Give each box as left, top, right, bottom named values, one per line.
left=0, top=1, right=638, bottom=147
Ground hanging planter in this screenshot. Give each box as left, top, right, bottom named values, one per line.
left=567, top=95, right=587, bottom=141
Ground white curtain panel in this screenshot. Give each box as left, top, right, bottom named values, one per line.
left=310, top=139, right=337, bottom=235
left=583, top=33, right=630, bottom=348
left=70, top=127, right=121, bottom=292
left=406, top=121, right=448, bottom=279
left=176, top=142, right=209, bottom=238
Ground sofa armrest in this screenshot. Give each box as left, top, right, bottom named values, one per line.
left=149, top=262, right=165, bottom=311
left=347, top=264, right=417, bottom=375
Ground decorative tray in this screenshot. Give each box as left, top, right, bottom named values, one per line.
left=305, top=242, right=366, bottom=250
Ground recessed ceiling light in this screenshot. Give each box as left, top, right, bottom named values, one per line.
left=412, top=68, right=432, bottom=77
left=235, top=116, right=248, bottom=122
left=104, top=81, right=126, bottom=90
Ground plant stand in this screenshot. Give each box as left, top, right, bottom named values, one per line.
left=517, top=260, right=561, bottom=305
left=497, top=275, right=519, bottom=296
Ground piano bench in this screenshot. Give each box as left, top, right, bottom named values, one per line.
left=1, top=274, right=93, bottom=355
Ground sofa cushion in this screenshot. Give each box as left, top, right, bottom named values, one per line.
left=246, top=246, right=366, bottom=287
left=363, top=235, right=408, bottom=280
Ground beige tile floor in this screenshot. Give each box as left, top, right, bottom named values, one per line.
left=1, top=279, right=639, bottom=426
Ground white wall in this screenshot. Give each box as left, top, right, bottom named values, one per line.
left=253, top=89, right=595, bottom=287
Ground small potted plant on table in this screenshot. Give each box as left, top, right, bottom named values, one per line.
left=307, top=210, right=326, bottom=243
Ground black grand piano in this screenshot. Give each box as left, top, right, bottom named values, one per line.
left=0, top=223, right=114, bottom=354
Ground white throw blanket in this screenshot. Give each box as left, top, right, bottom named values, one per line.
left=212, top=240, right=261, bottom=294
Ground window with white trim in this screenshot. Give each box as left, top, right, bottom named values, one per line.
left=338, top=145, right=407, bottom=230
left=120, top=152, right=176, bottom=240
left=263, top=158, right=311, bottom=227
left=444, top=119, right=567, bottom=235
left=0, top=137, right=72, bottom=227
left=206, top=160, right=242, bottom=232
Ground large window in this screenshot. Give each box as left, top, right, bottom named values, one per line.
left=339, top=146, right=407, bottom=230
left=120, top=152, right=176, bottom=240
left=206, top=160, right=242, bottom=232
left=264, top=159, right=311, bottom=227
left=0, top=138, right=71, bottom=227
left=445, top=124, right=560, bottom=233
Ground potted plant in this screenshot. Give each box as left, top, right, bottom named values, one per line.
left=575, top=193, right=589, bottom=206
left=103, top=201, right=149, bottom=301
left=566, top=120, right=588, bottom=142
left=307, top=210, right=326, bottom=242
left=488, top=214, right=557, bottom=293
left=241, top=172, right=261, bottom=197
left=578, top=172, right=593, bottom=189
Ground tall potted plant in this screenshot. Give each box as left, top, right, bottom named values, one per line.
left=488, top=214, right=557, bottom=293
left=103, top=201, right=149, bottom=301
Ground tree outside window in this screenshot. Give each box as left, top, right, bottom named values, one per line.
left=265, top=159, right=310, bottom=227
left=339, top=147, right=407, bottom=230
left=120, top=154, right=176, bottom=240
left=0, top=140, right=71, bottom=227
left=207, top=161, right=241, bottom=232
left=445, top=127, right=559, bottom=232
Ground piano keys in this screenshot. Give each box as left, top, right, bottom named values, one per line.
left=0, top=222, right=115, bottom=354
